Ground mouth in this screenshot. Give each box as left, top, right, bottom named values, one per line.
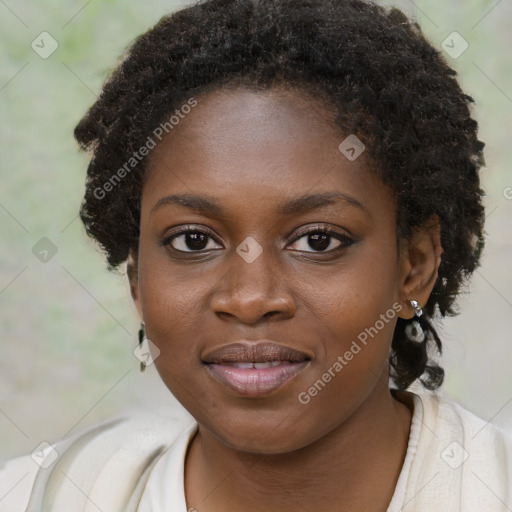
left=202, top=341, right=311, bottom=398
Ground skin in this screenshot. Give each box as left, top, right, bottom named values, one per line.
left=128, top=85, right=443, bottom=512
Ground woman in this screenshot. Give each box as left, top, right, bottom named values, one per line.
left=1, top=0, right=511, bottom=510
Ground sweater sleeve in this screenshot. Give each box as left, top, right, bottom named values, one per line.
left=1, top=411, right=195, bottom=512
left=0, top=454, right=39, bottom=512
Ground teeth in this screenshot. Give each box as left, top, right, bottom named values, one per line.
left=229, top=361, right=283, bottom=369
left=231, top=362, right=254, bottom=369
left=254, top=361, right=282, bottom=369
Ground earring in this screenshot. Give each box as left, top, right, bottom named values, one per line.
left=138, top=322, right=146, bottom=373
left=410, top=299, right=423, bottom=317
left=405, top=299, right=425, bottom=343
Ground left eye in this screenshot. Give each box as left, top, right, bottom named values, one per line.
left=288, top=228, right=354, bottom=253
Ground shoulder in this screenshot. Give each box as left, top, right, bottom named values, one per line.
left=404, top=386, right=512, bottom=510
left=0, top=408, right=196, bottom=512
left=424, top=389, right=512, bottom=477
left=0, top=452, right=40, bottom=512
left=419, top=388, right=512, bottom=447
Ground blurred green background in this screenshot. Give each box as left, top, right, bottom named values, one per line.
left=1, top=0, right=511, bottom=459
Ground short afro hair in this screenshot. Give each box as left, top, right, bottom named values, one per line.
left=74, top=0, right=486, bottom=392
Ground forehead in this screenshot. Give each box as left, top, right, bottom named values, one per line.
left=142, top=86, right=392, bottom=220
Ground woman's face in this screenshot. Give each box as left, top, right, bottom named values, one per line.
left=132, top=86, right=410, bottom=453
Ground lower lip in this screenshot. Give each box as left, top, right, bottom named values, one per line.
left=206, top=361, right=310, bottom=398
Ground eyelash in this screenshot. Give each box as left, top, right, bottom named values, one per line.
left=160, top=224, right=355, bottom=255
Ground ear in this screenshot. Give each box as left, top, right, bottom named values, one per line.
left=127, top=249, right=143, bottom=321
left=397, top=215, right=443, bottom=319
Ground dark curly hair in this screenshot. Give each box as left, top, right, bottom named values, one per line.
left=74, top=0, right=486, bottom=392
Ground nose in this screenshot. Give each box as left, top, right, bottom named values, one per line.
left=210, top=245, right=296, bottom=324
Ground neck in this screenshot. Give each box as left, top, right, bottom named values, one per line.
left=184, top=382, right=413, bottom=512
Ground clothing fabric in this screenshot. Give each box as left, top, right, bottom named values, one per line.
left=1, top=389, right=511, bottom=511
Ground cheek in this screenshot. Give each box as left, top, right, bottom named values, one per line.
left=136, top=253, right=209, bottom=383
left=137, top=236, right=212, bottom=332
left=300, top=251, right=400, bottom=399
left=293, top=294, right=399, bottom=442
left=311, top=285, right=399, bottom=390
left=313, top=244, right=399, bottom=348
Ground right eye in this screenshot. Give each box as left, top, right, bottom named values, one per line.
left=161, top=226, right=223, bottom=253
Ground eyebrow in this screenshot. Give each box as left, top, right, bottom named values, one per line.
left=150, top=191, right=367, bottom=217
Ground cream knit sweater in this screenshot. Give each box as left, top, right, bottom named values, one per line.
left=1, top=389, right=511, bottom=511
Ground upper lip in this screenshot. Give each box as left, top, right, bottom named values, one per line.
left=202, top=341, right=311, bottom=364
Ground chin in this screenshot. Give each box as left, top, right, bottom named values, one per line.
left=198, top=404, right=326, bottom=455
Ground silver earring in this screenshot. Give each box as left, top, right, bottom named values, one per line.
left=138, top=322, right=146, bottom=373
left=405, top=300, right=425, bottom=343
left=410, top=299, right=422, bottom=317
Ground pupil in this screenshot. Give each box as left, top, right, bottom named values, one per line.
left=309, top=233, right=330, bottom=251
left=187, top=232, right=207, bottom=250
